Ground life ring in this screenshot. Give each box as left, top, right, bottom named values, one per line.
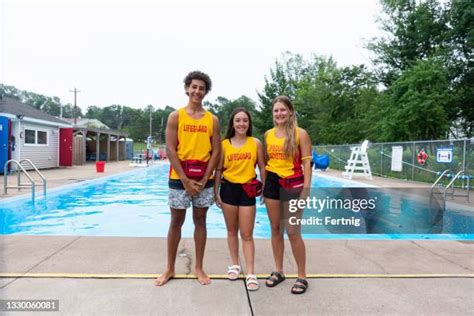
left=417, top=149, right=428, bottom=165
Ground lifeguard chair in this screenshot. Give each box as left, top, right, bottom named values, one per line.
left=342, top=140, right=372, bottom=180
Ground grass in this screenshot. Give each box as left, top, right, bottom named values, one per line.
left=133, top=143, right=165, bottom=152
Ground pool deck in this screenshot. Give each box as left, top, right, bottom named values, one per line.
left=1, top=236, right=473, bottom=315
left=0, top=160, right=140, bottom=200
left=1, top=162, right=473, bottom=315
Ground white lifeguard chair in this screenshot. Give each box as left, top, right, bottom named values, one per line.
left=342, top=140, right=372, bottom=180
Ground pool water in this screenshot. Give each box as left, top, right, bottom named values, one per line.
left=0, top=163, right=472, bottom=239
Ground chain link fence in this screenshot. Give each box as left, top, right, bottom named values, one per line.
left=314, top=139, right=473, bottom=185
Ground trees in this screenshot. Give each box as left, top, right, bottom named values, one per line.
left=444, top=0, right=474, bottom=137
left=295, top=57, right=380, bottom=144
left=254, top=52, right=309, bottom=136
left=2, top=0, right=470, bottom=142
left=256, top=53, right=380, bottom=144
left=367, top=0, right=449, bottom=86
left=83, top=104, right=175, bottom=143
left=377, top=58, right=451, bottom=141
left=206, top=96, right=258, bottom=136
left=0, top=84, right=83, bottom=118
left=85, top=106, right=102, bottom=119
left=368, top=0, right=473, bottom=138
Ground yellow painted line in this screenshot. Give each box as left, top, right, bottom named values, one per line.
left=0, top=273, right=473, bottom=279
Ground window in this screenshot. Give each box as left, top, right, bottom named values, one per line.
left=24, top=129, right=48, bottom=145
left=25, top=130, right=36, bottom=144
left=38, top=131, right=47, bottom=144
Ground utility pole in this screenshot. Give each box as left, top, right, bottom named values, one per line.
left=149, top=106, right=153, bottom=137
left=160, top=116, right=164, bottom=144
left=69, top=87, right=81, bottom=125
left=147, top=106, right=153, bottom=166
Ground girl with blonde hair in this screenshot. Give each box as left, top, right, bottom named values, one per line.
left=262, top=96, right=312, bottom=294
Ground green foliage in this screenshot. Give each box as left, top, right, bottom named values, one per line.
left=292, top=55, right=380, bottom=145
left=1, top=0, right=471, bottom=143
left=368, top=0, right=473, bottom=137
left=0, top=84, right=83, bottom=118
left=84, top=104, right=174, bottom=143
left=254, top=52, right=309, bottom=135
left=205, top=96, right=258, bottom=137
left=368, top=0, right=449, bottom=85
left=444, top=0, right=474, bottom=137
left=374, top=59, right=451, bottom=141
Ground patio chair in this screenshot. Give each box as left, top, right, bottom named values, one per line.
left=342, top=140, right=372, bottom=180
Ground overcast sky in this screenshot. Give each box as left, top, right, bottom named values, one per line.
left=1, top=0, right=383, bottom=110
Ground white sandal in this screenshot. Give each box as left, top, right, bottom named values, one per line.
left=246, top=274, right=259, bottom=291
left=227, top=265, right=241, bottom=280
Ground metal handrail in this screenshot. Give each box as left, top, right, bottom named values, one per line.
left=19, top=159, right=47, bottom=194
left=444, top=170, right=470, bottom=202
left=4, top=159, right=37, bottom=201
left=431, top=169, right=452, bottom=189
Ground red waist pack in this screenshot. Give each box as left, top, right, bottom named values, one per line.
left=181, top=160, right=208, bottom=179
left=278, top=173, right=304, bottom=191
left=242, top=179, right=263, bottom=198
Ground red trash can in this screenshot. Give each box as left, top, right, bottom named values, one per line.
left=96, top=161, right=105, bottom=173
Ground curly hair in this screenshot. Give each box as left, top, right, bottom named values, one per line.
left=183, top=70, right=212, bottom=94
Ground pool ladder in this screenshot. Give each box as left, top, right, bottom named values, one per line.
left=3, top=159, right=47, bottom=201
left=431, top=169, right=470, bottom=208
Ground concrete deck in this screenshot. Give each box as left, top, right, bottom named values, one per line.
left=0, top=236, right=473, bottom=315
left=1, top=160, right=138, bottom=200
left=0, top=163, right=473, bottom=315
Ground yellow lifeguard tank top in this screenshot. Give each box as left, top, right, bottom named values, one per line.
left=222, top=137, right=257, bottom=184
left=265, top=128, right=302, bottom=178
left=169, top=107, right=213, bottom=180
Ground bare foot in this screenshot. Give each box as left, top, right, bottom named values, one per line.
left=195, top=268, right=211, bottom=285
left=154, top=270, right=175, bottom=287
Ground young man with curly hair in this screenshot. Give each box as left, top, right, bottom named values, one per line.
left=155, top=71, right=221, bottom=286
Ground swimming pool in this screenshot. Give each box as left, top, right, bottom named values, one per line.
left=0, top=163, right=472, bottom=239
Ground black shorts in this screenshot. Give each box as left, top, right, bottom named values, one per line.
left=219, top=180, right=256, bottom=206
left=263, top=171, right=301, bottom=201
left=263, top=171, right=282, bottom=200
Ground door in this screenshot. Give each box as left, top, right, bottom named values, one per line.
left=59, top=128, right=73, bottom=166
left=0, top=116, right=9, bottom=174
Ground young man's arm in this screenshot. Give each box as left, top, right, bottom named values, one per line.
left=213, top=145, right=224, bottom=208
left=166, top=111, right=201, bottom=195
left=199, top=115, right=221, bottom=187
